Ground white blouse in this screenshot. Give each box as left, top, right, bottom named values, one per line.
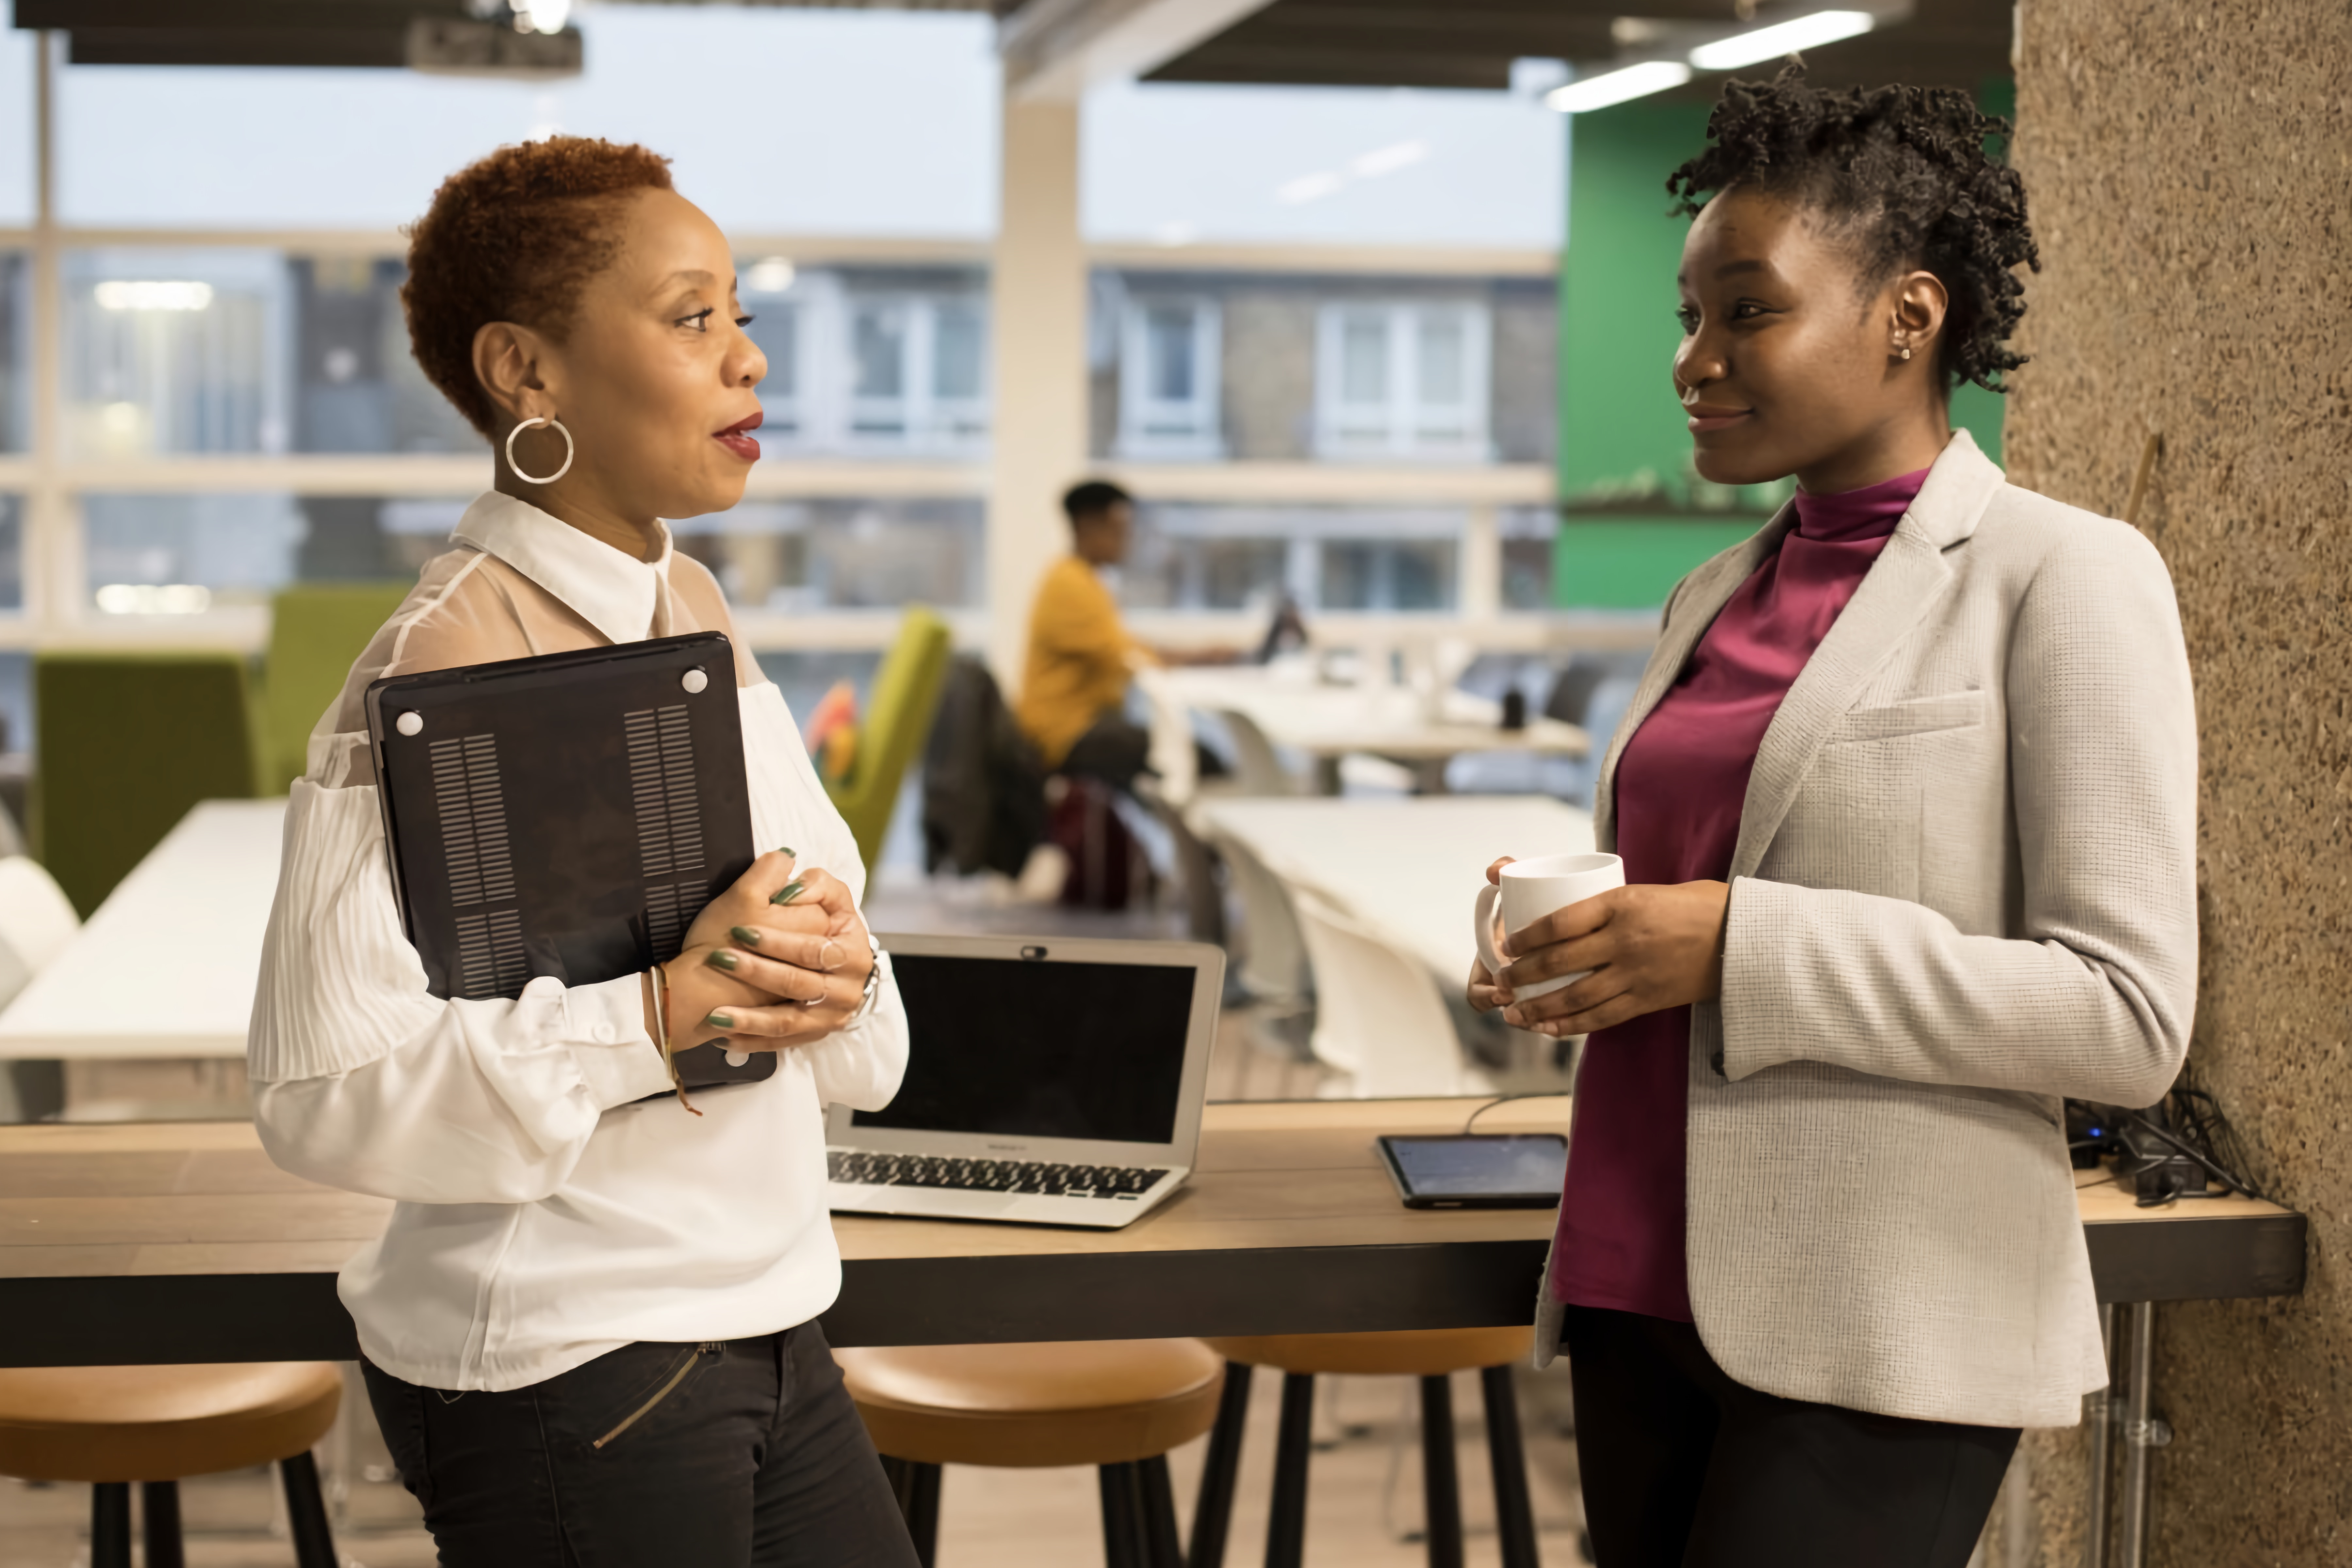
left=246, top=493, right=908, bottom=1393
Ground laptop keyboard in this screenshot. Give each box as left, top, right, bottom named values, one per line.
left=828, top=1150, right=1169, bottom=1201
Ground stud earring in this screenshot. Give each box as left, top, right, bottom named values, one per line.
left=1900, top=345, right=1913, bottom=361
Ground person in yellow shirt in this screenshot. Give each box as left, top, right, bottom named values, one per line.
left=1016, top=480, right=1157, bottom=786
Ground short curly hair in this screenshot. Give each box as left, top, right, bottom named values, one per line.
left=401, top=136, right=675, bottom=435
left=1666, top=64, right=2041, bottom=394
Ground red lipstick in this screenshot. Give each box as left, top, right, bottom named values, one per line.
left=713, top=410, right=763, bottom=462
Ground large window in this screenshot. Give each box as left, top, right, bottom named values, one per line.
left=0, top=251, right=27, bottom=452
left=61, top=248, right=481, bottom=459
left=737, top=266, right=989, bottom=458
left=82, top=493, right=477, bottom=612
left=675, top=497, right=984, bottom=612
left=1313, top=301, right=1491, bottom=462
left=1123, top=503, right=1464, bottom=615
left=1116, top=298, right=1222, bottom=459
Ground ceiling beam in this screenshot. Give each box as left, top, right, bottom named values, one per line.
left=998, top=0, right=1280, bottom=101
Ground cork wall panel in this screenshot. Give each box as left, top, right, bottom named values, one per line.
left=2005, top=2, right=2352, bottom=1563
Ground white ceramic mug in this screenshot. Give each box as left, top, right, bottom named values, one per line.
left=1473, top=852, right=1625, bottom=1000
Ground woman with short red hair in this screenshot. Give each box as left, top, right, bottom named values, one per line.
left=248, top=138, right=919, bottom=1565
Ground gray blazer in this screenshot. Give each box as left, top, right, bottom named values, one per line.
left=1531, top=431, right=2198, bottom=1430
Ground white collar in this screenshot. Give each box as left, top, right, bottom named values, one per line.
left=451, top=491, right=674, bottom=646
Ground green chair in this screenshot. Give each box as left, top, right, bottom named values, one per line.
left=259, top=583, right=414, bottom=793
left=32, top=654, right=262, bottom=919
left=824, top=608, right=954, bottom=874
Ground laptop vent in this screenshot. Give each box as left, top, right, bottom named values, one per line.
left=452, top=909, right=529, bottom=1000
left=625, top=705, right=706, bottom=879
left=626, top=704, right=713, bottom=963
left=430, top=734, right=518, bottom=908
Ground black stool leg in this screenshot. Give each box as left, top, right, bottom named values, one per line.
left=1100, top=1461, right=1149, bottom=1568
left=1479, top=1365, right=1541, bottom=1568
left=1140, top=1454, right=1184, bottom=1568
left=1188, top=1361, right=1252, bottom=1568
left=1264, top=1371, right=1315, bottom=1568
left=141, top=1480, right=186, bottom=1568
left=278, top=1450, right=340, bottom=1568
left=882, top=1458, right=942, bottom=1568
left=90, top=1481, right=133, bottom=1568
left=1418, top=1375, right=1464, bottom=1568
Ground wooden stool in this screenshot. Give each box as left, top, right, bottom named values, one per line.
left=1193, top=1328, right=1538, bottom=1568
left=837, top=1338, right=1225, bottom=1568
left=0, top=1362, right=343, bottom=1568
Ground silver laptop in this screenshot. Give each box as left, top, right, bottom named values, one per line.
left=825, top=932, right=1224, bottom=1230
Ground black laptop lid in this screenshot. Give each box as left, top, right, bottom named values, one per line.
left=364, top=631, right=769, bottom=1090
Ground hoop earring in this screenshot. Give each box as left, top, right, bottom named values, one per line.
left=505, top=416, right=575, bottom=485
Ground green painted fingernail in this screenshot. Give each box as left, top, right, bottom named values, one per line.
left=777, top=846, right=795, bottom=858
left=705, top=949, right=741, bottom=972
left=705, top=1011, right=735, bottom=1030
left=771, top=879, right=806, bottom=905
left=730, top=925, right=762, bottom=947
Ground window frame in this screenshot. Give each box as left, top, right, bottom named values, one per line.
left=1311, top=299, right=1493, bottom=464
left=1115, top=295, right=1224, bottom=461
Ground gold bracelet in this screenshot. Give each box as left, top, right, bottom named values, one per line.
left=648, top=962, right=701, bottom=1117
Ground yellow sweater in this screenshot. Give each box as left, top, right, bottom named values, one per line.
left=1017, top=556, right=1149, bottom=767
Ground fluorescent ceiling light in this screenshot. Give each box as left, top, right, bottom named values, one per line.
left=94, top=280, right=213, bottom=312
left=1545, top=60, right=1693, bottom=114
left=1690, top=10, right=1876, bottom=71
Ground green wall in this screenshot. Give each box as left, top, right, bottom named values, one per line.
left=1552, top=82, right=2017, bottom=609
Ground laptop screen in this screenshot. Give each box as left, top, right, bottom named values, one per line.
left=851, top=953, right=1197, bottom=1145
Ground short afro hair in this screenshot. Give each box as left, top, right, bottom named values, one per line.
left=1666, top=63, right=2041, bottom=394
left=401, top=136, right=675, bottom=436
left=1062, top=479, right=1134, bottom=525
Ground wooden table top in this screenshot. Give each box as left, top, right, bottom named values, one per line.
left=0, top=1097, right=2306, bottom=1366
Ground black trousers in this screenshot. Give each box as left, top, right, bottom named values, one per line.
left=1563, top=1305, right=2020, bottom=1568
left=363, top=1320, right=919, bottom=1568
left=1060, top=713, right=1152, bottom=789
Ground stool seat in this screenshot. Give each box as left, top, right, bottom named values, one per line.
left=837, top=1339, right=1224, bottom=1469
left=0, top=1362, right=343, bottom=1483
left=1204, top=1326, right=1532, bottom=1378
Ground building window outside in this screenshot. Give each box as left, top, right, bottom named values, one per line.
left=674, top=497, right=985, bottom=612
left=82, top=493, right=489, bottom=612
left=1116, top=298, right=1222, bottom=459
left=1313, top=301, right=1491, bottom=462
left=0, top=253, right=27, bottom=453
left=1123, top=503, right=1463, bottom=615
left=0, top=494, right=21, bottom=611
left=1499, top=504, right=1557, bottom=611
left=740, top=267, right=988, bottom=457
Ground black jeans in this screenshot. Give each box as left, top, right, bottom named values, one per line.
left=1563, top=1305, right=2020, bottom=1568
left=1060, top=713, right=1152, bottom=789
left=363, top=1320, right=919, bottom=1568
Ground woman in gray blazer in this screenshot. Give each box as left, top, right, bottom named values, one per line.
left=1469, top=69, right=2196, bottom=1567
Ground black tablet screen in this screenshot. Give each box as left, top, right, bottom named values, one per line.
left=1385, top=1135, right=1567, bottom=1200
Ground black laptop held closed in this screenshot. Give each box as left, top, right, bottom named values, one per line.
left=364, top=630, right=773, bottom=1093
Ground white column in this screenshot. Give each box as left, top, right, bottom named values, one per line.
left=983, top=91, right=1088, bottom=693
left=1459, top=502, right=1501, bottom=621
left=27, top=30, right=75, bottom=642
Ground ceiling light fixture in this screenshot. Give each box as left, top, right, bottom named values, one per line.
left=1544, top=60, right=1693, bottom=114
left=94, top=281, right=214, bottom=312
left=1689, top=9, right=1876, bottom=70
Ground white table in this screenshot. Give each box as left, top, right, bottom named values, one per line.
left=1191, top=795, right=1596, bottom=984
left=1160, top=668, right=1587, bottom=793
left=0, top=800, right=287, bottom=1061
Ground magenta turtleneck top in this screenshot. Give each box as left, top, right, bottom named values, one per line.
left=1549, top=464, right=1932, bottom=1321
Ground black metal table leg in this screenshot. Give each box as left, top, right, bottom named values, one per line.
left=1141, top=1453, right=1185, bottom=1568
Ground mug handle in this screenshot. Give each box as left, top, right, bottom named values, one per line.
left=1474, top=883, right=1507, bottom=980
